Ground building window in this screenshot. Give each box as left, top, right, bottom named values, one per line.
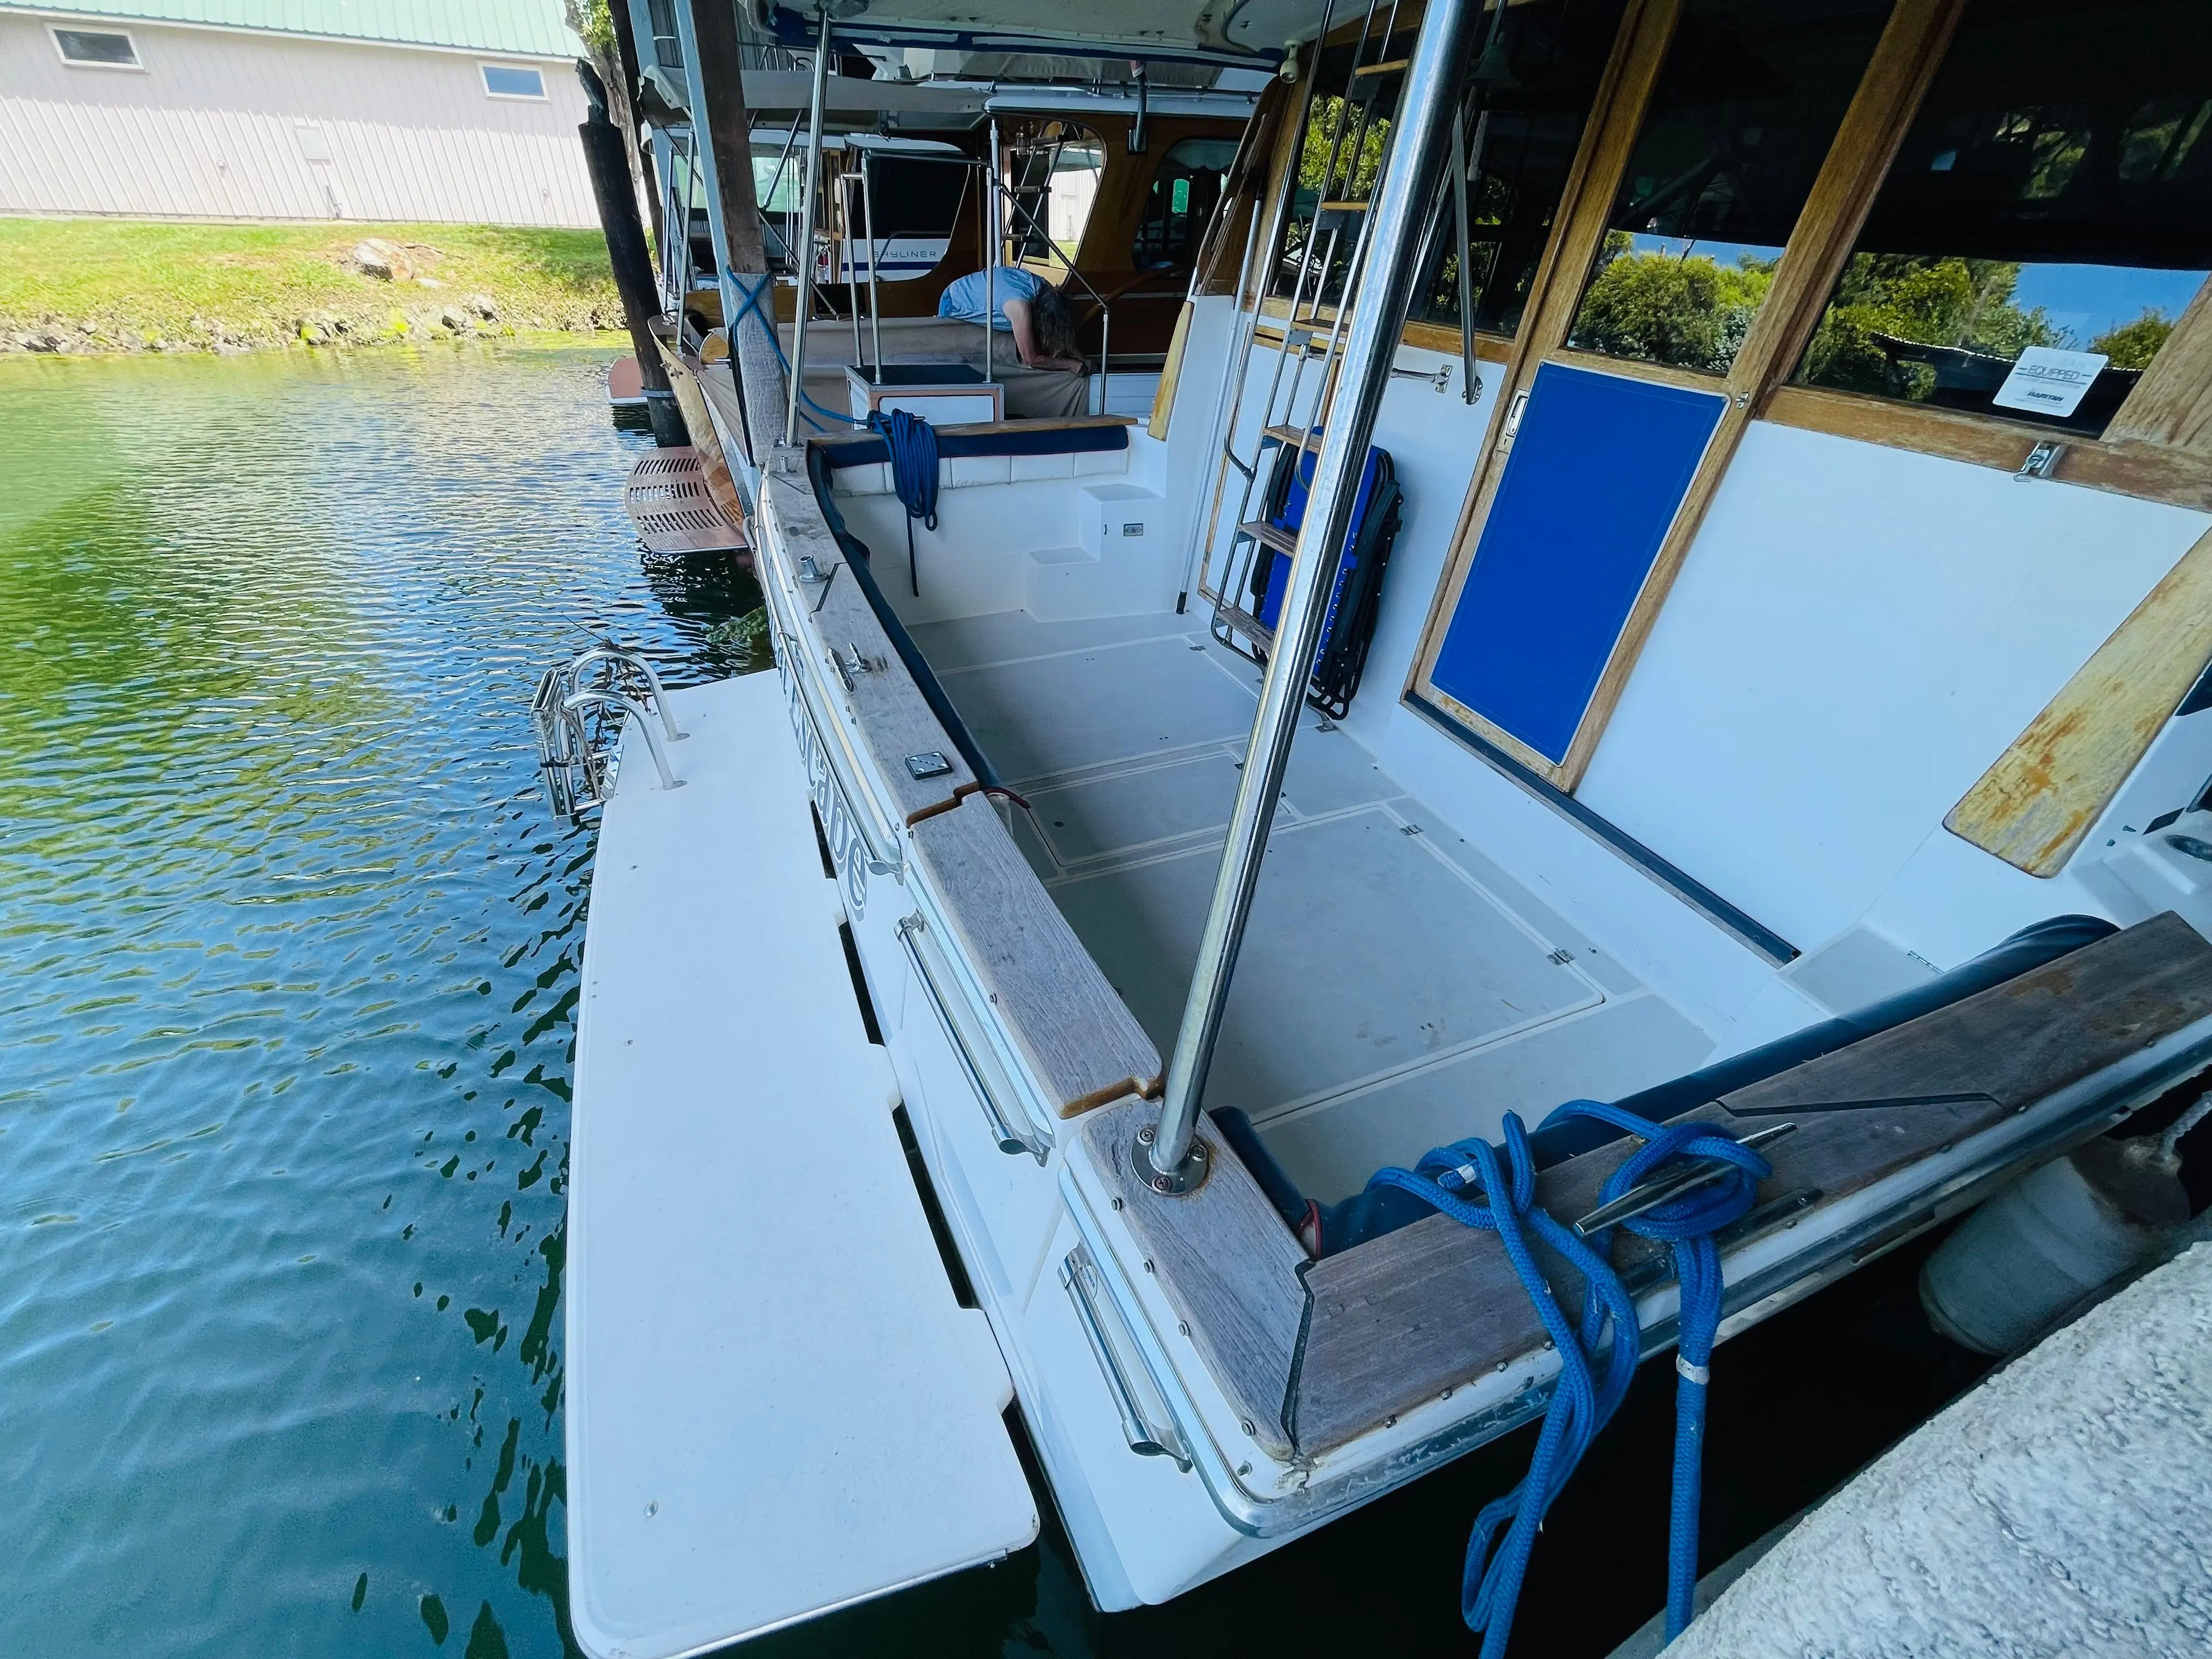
left=1132, top=138, right=1240, bottom=269
left=481, top=64, right=547, bottom=100
left=1796, top=0, right=2212, bottom=437
left=53, top=28, right=140, bottom=69
left=1562, top=0, right=1896, bottom=376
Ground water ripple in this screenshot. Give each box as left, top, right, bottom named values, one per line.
left=0, top=347, right=764, bottom=1658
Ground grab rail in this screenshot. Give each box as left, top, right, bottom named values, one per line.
left=898, top=911, right=1048, bottom=1161
left=1062, top=1243, right=1192, bottom=1471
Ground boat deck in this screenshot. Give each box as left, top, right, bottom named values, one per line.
left=910, top=609, right=1715, bottom=1201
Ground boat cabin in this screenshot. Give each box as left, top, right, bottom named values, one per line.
left=564, top=1, right=2212, bottom=1654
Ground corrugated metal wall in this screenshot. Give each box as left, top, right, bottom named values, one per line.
left=0, top=16, right=597, bottom=225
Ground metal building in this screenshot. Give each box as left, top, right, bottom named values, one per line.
left=0, top=2, right=595, bottom=225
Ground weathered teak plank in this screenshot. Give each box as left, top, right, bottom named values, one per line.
left=911, top=799, right=1160, bottom=1118
left=763, top=469, right=975, bottom=827
left=1288, top=914, right=2212, bottom=1455
left=1945, top=524, right=2212, bottom=877
left=1082, top=1100, right=1310, bottom=1457
left=2104, top=276, right=2212, bottom=455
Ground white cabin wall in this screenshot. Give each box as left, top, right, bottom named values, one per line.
left=1574, top=421, right=2212, bottom=961
left=0, top=16, right=594, bottom=225
left=1337, top=341, right=1497, bottom=754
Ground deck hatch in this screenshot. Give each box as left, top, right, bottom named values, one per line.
left=1430, top=363, right=1726, bottom=765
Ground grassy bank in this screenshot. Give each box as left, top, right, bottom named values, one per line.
left=0, top=217, right=627, bottom=354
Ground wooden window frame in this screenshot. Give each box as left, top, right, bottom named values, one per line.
left=1405, top=0, right=1978, bottom=790
left=1406, top=0, right=2212, bottom=793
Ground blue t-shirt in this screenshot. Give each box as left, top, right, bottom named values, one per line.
left=936, top=265, right=1048, bottom=332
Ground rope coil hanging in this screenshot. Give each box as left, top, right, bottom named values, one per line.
left=1364, top=1101, right=1771, bottom=1656
left=868, top=408, right=939, bottom=597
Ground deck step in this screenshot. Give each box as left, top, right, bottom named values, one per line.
left=565, top=672, right=1036, bottom=1659
left=1238, top=518, right=1299, bottom=556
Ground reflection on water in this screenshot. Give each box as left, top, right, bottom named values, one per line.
left=0, top=346, right=762, bottom=1657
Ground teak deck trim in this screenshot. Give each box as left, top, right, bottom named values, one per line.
left=1283, top=912, right=2212, bottom=1455
left=910, top=799, right=1160, bottom=1119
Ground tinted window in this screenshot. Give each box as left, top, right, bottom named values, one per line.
left=55, top=29, right=137, bottom=66
left=1412, top=0, right=1630, bottom=337
left=1271, top=25, right=1415, bottom=311
left=1565, top=0, right=1895, bottom=374
left=1134, top=138, right=1241, bottom=269
left=1798, top=0, right=2212, bottom=434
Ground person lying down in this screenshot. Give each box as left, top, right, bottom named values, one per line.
left=934, top=264, right=1090, bottom=420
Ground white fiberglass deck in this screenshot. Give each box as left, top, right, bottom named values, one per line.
left=912, top=610, right=1716, bottom=1201
left=565, top=673, right=1036, bottom=1659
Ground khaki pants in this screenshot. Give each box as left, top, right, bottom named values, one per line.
left=780, top=318, right=1092, bottom=424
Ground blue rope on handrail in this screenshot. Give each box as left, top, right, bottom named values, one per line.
left=869, top=408, right=939, bottom=596
left=1363, top=1101, right=1771, bottom=1656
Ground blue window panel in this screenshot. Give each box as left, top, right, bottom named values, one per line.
left=1431, top=363, right=1725, bottom=765
left=481, top=64, right=546, bottom=99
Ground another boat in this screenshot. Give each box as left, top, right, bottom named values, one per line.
left=555, top=2, right=2212, bottom=1655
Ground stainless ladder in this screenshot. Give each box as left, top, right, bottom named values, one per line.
left=1191, top=0, right=1485, bottom=672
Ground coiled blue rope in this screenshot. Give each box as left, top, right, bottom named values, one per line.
left=868, top=408, right=939, bottom=596
left=1363, top=1101, right=1771, bottom=1656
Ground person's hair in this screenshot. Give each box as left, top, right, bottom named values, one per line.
left=1032, top=283, right=1081, bottom=362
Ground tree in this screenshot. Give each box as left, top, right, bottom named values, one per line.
left=2091, top=309, right=2174, bottom=370
left=1568, top=235, right=1773, bottom=373
left=566, top=1, right=648, bottom=235
left=1801, top=255, right=2061, bottom=397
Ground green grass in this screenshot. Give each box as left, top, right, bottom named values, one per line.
left=0, top=217, right=628, bottom=352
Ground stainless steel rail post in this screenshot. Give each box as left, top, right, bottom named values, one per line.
left=783, top=5, right=834, bottom=446
left=984, top=116, right=1000, bottom=387
left=1453, top=104, right=1482, bottom=403
left=862, top=149, right=883, bottom=379
left=1143, top=0, right=1483, bottom=1192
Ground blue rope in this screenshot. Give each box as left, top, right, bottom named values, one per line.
left=869, top=409, right=939, bottom=596
left=1363, top=1102, right=1771, bottom=1655
left=724, top=270, right=856, bottom=434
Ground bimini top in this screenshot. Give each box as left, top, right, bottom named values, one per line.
left=758, top=0, right=1331, bottom=63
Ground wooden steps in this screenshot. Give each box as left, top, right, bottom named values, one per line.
left=1238, top=518, right=1297, bottom=556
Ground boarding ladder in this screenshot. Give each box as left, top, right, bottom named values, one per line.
left=1193, top=0, right=1485, bottom=675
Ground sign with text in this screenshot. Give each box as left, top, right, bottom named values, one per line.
left=1992, top=347, right=2109, bottom=419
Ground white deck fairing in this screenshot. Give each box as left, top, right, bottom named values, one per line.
left=565, top=674, right=1036, bottom=1659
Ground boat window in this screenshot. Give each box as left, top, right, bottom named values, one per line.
left=53, top=27, right=139, bottom=67
left=1563, top=0, right=1896, bottom=375
left=751, top=154, right=804, bottom=215
left=1271, top=24, right=1418, bottom=312
left=1795, top=0, right=2212, bottom=436
left=1133, top=138, right=1242, bottom=269
left=1007, top=128, right=1104, bottom=264
left=1410, top=0, right=1630, bottom=338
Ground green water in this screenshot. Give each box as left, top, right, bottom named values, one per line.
left=0, top=347, right=764, bottom=1657
left=3, top=346, right=1966, bottom=1659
